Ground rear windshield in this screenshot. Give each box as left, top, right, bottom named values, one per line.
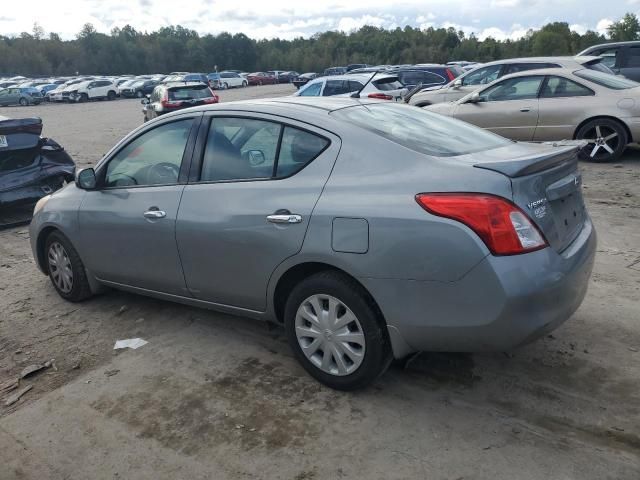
left=584, top=60, right=615, bottom=75
left=168, top=86, right=213, bottom=100
left=573, top=69, right=638, bottom=90
left=330, top=104, right=510, bottom=157
left=372, top=77, right=403, bottom=91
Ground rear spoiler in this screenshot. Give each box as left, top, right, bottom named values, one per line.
left=473, top=143, right=583, bottom=178
left=0, top=117, right=43, bottom=136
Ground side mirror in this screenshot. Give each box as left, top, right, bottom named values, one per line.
left=465, top=92, right=483, bottom=104
left=76, top=168, right=97, bottom=190
left=452, top=78, right=462, bottom=88
left=141, top=97, right=150, bottom=105
left=247, top=150, right=266, bottom=166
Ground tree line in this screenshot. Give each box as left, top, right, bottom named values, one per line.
left=1, top=13, right=638, bottom=77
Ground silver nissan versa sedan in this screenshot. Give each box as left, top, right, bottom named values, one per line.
left=29, top=98, right=596, bottom=390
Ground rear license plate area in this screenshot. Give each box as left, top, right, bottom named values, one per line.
left=549, top=192, right=585, bottom=243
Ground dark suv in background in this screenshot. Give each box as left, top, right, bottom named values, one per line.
left=141, top=82, right=219, bottom=122
left=578, top=41, right=640, bottom=81
left=120, top=80, right=159, bottom=98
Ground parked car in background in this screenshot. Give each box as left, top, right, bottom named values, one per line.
left=163, top=73, right=208, bottom=84
left=0, top=87, right=42, bottom=106
left=120, top=80, right=159, bottom=98
left=48, top=78, right=93, bottom=102
left=425, top=68, right=640, bottom=162
left=219, top=72, right=248, bottom=88
left=207, top=73, right=222, bottom=89
left=578, top=41, right=640, bottom=81
left=68, top=79, right=117, bottom=102
left=37, top=84, right=59, bottom=99
left=1, top=116, right=75, bottom=225
left=393, top=64, right=465, bottom=90
left=322, top=67, right=348, bottom=76
left=293, top=73, right=318, bottom=89
left=408, top=56, right=614, bottom=106
left=141, top=82, right=219, bottom=122
left=347, top=64, right=368, bottom=72
left=275, top=71, right=300, bottom=83
left=295, top=73, right=406, bottom=100
left=247, top=72, right=277, bottom=85
left=30, top=98, right=596, bottom=390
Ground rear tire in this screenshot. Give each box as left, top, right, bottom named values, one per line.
left=45, top=231, right=93, bottom=302
left=242, top=81, right=248, bottom=88
left=284, top=271, right=392, bottom=390
left=135, top=90, right=143, bottom=98
left=576, top=118, right=627, bottom=163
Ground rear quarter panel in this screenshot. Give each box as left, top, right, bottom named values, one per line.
left=297, top=130, right=513, bottom=283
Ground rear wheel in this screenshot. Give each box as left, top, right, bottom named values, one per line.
left=576, top=118, right=627, bottom=162
left=45, top=231, right=93, bottom=302
left=284, top=271, right=391, bottom=390
left=242, top=81, right=248, bottom=88
left=135, top=90, right=143, bottom=98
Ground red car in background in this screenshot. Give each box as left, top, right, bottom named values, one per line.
left=247, top=72, right=278, bottom=86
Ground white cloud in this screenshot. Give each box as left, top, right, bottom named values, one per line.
left=596, top=18, right=613, bottom=35
left=570, top=23, right=588, bottom=35
left=0, top=0, right=632, bottom=41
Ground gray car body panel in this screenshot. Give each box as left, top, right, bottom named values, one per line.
left=30, top=98, right=596, bottom=359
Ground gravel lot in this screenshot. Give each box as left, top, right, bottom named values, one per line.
left=1, top=85, right=639, bottom=479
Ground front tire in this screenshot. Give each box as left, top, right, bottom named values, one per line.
left=19, top=98, right=27, bottom=106
left=242, top=81, right=248, bottom=88
left=284, top=271, right=391, bottom=390
left=135, top=90, right=143, bottom=98
left=45, top=231, right=93, bottom=302
left=108, top=90, right=116, bottom=100
left=576, top=118, right=627, bottom=162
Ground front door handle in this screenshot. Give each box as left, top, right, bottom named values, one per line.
left=520, top=107, right=532, bottom=112
left=143, top=207, right=166, bottom=219
left=267, top=213, right=302, bottom=224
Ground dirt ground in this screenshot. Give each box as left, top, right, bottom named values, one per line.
left=0, top=85, right=639, bottom=479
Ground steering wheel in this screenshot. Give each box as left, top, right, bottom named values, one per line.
left=147, top=162, right=180, bottom=184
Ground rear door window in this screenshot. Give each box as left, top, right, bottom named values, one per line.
left=200, top=118, right=329, bottom=181
left=595, top=47, right=621, bottom=69
left=372, top=77, right=403, bottom=90
left=540, top=76, right=594, bottom=98
left=323, top=80, right=350, bottom=96
left=625, top=46, right=640, bottom=67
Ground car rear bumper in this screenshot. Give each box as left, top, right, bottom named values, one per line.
left=361, top=217, right=597, bottom=357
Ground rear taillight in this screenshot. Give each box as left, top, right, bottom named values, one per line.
left=415, top=193, right=547, bottom=256
left=161, top=100, right=182, bottom=108
left=367, top=93, right=393, bottom=100
left=445, top=69, right=456, bottom=81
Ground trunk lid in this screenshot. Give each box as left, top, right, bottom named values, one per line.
left=473, top=141, right=586, bottom=252
left=0, top=117, right=43, bottom=151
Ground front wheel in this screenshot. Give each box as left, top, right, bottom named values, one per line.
left=135, top=90, right=143, bottom=98
left=242, top=81, right=248, bottom=88
left=45, top=231, right=93, bottom=302
left=576, top=118, right=627, bottom=162
left=108, top=91, right=116, bottom=100
left=19, top=97, right=28, bottom=106
left=284, top=271, right=391, bottom=390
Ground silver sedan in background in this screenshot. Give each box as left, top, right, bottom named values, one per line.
left=30, top=98, right=596, bottom=390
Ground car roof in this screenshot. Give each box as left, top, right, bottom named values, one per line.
left=478, top=56, right=600, bottom=67
left=580, top=40, right=640, bottom=51
left=313, top=73, right=398, bottom=81
left=162, top=81, right=209, bottom=88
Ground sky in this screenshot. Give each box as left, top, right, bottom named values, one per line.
left=0, top=0, right=635, bottom=41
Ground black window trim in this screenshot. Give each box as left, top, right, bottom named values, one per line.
left=478, top=74, right=546, bottom=103
left=95, top=113, right=202, bottom=190
left=188, top=113, right=332, bottom=185
left=539, top=75, right=595, bottom=99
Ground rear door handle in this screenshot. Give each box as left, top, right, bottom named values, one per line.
left=143, top=207, right=166, bottom=219
left=520, top=107, right=532, bottom=112
left=267, top=213, right=302, bottom=224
